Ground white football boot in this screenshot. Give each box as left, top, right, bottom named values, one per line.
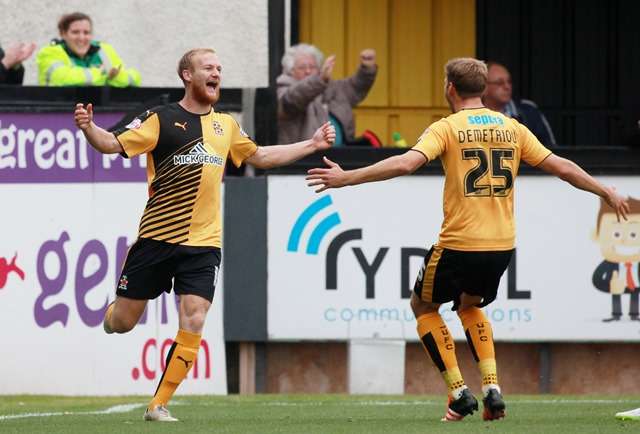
left=143, top=405, right=179, bottom=422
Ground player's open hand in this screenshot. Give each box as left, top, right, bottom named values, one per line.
left=604, top=187, right=630, bottom=222
left=311, top=122, right=335, bottom=150
left=306, top=156, right=346, bottom=193
left=74, top=103, right=94, bottom=131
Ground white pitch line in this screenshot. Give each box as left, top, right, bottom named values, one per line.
left=513, top=399, right=640, bottom=405
left=0, top=403, right=145, bottom=421
left=3, top=398, right=637, bottom=420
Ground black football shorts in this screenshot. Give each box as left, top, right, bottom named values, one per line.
left=116, top=237, right=221, bottom=302
left=413, top=244, right=514, bottom=309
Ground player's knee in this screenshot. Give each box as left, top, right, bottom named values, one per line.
left=178, top=295, right=211, bottom=333
left=410, top=293, right=439, bottom=317
left=110, top=313, right=138, bottom=333
left=458, top=293, right=483, bottom=311
left=180, top=311, right=206, bottom=333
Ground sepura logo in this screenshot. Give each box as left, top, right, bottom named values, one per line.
left=288, top=196, right=531, bottom=302
left=0, top=252, right=25, bottom=290
left=174, top=142, right=224, bottom=166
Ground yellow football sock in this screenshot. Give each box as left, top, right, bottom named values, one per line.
left=458, top=306, right=498, bottom=387
left=416, top=312, right=465, bottom=395
left=148, top=329, right=201, bottom=410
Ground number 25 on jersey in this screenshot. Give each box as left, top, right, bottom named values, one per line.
left=462, top=148, right=514, bottom=197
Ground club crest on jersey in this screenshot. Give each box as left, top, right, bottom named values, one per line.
left=125, top=118, right=142, bottom=130
left=173, top=142, right=224, bottom=166
left=212, top=121, right=224, bottom=136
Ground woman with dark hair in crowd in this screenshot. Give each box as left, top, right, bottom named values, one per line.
left=36, top=12, right=140, bottom=87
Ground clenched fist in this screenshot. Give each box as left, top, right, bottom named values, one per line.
left=74, top=103, right=94, bottom=131
left=360, top=49, right=376, bottom=68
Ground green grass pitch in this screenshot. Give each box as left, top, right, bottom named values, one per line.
left=1, top=395, right=639, bottom=433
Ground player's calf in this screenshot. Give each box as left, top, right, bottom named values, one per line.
left=103, top=297, right=148, bottom=334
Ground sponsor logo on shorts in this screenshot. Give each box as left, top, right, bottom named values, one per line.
left=173, top=142, right=224, bottom=166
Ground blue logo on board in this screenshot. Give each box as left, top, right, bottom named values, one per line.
left=287, top=195, right=342, bottom=255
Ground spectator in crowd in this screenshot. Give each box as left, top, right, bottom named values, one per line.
left=277, top=43, right=377, bottom=145
left=0, top=41, right=36, bottom=84
left=483, top=61, right=556, bottom=147
left=36, top=12, right=140, bottom=87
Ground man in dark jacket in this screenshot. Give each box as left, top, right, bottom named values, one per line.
left=483, top=62, right=556, bottom=147
left=0, top=42, right=36, bottom=84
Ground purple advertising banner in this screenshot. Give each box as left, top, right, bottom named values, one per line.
left=0, top=112, right=147, bottom=183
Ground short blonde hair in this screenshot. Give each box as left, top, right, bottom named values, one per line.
left=177, top=48, right=216, bottom=83
left=445, top=58, right=488, bottom=98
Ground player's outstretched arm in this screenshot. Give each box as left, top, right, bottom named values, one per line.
left=537, top=154, right=630, bottom=221
left=306, top=149, right=427, bottom=193
left=74, top=103, right=123, bottom=154
left=245, top=122, right=335, bottom=169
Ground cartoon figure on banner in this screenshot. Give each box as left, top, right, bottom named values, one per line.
left=592, top=197, right=640, bottom=322
left=0, top=253, right=25, bottom=289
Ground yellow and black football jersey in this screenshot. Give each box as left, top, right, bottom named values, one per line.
left=114, top=103, right=257, bottom=247
left=412, top=107, right=551, bottom=251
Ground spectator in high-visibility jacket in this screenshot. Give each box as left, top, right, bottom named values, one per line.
left=36, top=12, right=140, bottom=87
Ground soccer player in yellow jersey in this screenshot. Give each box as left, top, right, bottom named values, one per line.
left=74, top=48, right=335, bottom=422
left=306, top=57, right=630, bottom=422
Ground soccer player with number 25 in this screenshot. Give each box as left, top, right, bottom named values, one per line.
left=306, top=57, right=629, bottom=422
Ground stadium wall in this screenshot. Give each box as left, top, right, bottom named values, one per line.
left=261, top=342, right=640, bottom=395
